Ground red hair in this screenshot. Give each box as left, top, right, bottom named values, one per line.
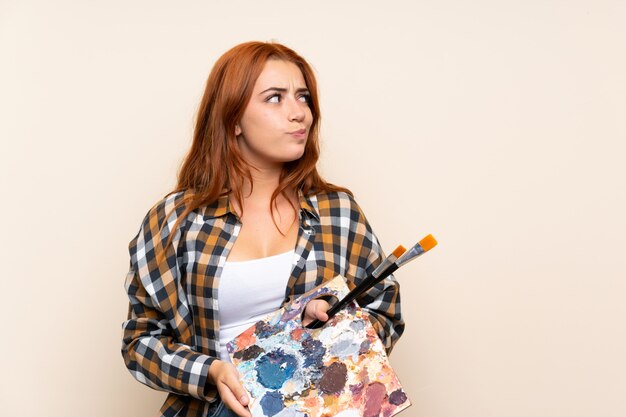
left=156, top=41, right=350, bottom=264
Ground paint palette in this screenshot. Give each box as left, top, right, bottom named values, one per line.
left=227, top=275, right=410, bottom=417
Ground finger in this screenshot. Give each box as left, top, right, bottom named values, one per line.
left=316, top=299, right=331, bottom=313
left=302, top=300, right=320, bottom=326
left=313, top=300, right=329, bottom=322
left=317, top=310, right=329, bottom=321
left=225, top=372, right=249, bottom=407
left=217, top=382, right=251, bottom=417
left=302, top=299, right=331, bottom=326
left=316, top=307, right=329, bottom=322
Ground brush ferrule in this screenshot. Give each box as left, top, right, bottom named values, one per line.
left=396, top=244, right=425, bottom=267
left=372, top=259, right=393, bottom=278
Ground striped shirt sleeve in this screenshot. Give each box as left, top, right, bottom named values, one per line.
left=121, top=193, right=217, bottom=401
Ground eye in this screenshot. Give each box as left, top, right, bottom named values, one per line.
left=266, top=94, right=281, bottom=103
left=298, top=94, right=311, bottom=104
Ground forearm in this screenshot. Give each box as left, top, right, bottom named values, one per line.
left=359, top=275, right=404, bottom=354
left=122, top=316, right=218, bottom=400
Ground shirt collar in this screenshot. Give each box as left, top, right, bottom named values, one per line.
left=202, top=194, right=237, bottom=219
left=202, top=190, right=320, bottom=221
left=297, top=189, right=320, bottom=222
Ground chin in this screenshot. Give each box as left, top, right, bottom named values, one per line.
left=277, top=154, right=305, bottom=164
left=278, top=147, right=306, bottom=163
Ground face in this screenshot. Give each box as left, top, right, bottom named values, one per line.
left=235, top=59, right=313, bottom=169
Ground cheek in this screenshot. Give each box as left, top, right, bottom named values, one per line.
left=242, top=115, right=282, bottom=146
left=252, top=110, right=281, bottom=131
left=241, top=115, right=268, bottom=139
left=305, top=109, right=314, bottom=127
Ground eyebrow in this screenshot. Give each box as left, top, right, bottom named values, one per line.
left=259, top=87, right=310, bottom=95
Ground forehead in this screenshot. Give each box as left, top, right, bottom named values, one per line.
left=253, top=59, right=307, bottom=91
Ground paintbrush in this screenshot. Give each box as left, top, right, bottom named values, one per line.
left=306, top=235, right=437, bottom=329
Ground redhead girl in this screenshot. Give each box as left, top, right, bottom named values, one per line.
left=122, top=41, right=404, bottom=417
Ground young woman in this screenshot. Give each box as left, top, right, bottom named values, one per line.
left=122, top=41, right=404, bottom=417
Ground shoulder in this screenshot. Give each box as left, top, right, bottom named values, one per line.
left=129, top=190, right=195, bottom=258
left=309, top=190, right=359, bottom=207
left=308, top=190, right=368, bottom=224
left=139, top=190, right=193, bottom=233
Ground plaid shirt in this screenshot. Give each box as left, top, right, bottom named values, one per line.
left=122, top=189, right=404, bottom=417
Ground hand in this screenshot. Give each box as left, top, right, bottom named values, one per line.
left=207, top=360, right=251, bottom=417
left=302, top=298, right=330, bottom=327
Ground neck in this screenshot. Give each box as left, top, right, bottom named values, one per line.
left=231, top=165, right=298, bottom=216
left=242, top=165, right=283, bottom=200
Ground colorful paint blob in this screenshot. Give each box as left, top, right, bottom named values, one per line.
left=319, top=362, right=348, bottom=394
left=255, top=350, right=298, bottom=390
left=227, top=275, right=410, bottom=417
left=260, top=391, right=284, bottom=417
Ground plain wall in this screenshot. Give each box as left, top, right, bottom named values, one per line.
left=1, top=1, right=625, bottom=416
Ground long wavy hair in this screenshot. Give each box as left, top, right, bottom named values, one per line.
left=156, top=41, right=351, bottom=264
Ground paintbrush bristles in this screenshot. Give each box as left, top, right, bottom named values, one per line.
left=392, top=245, right=407, bottom=258
left=418, top=234, right=437, bottom=252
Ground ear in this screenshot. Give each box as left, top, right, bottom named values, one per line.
left=235, top=125, right=242, bottom=136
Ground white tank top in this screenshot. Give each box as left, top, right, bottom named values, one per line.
left=218, top=250, right=295, bottom=361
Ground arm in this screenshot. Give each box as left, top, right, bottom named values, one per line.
left=346, top=197, right=405, bottom=354
left=121, top=194, right=216, bottom=401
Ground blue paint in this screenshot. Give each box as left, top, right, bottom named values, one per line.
left=281, top=304, right=301, bottom=321
left=350, top=320, right=365, bottom=332
left=255, top=321, right=276, bottom=338
left=300, top=338, right=325, bottom=368
left=260, top=391, right=284, bottom=417
left=255, top=349, right=298, bottom=390
left=329, top=332, right=361, bottom=360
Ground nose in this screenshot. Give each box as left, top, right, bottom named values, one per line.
left=287, top=97, right=305, bottom=123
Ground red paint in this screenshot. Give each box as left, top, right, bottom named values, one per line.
left=364, top=382, right=387, bottom=417
left=290, top=327, right=305, bottom=341
left=237, top=325, right=256, bottom=347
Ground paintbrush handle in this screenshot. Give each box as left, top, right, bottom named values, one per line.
left=307, top=235, right=437, bottom=330
left=329, top=263, right=399, bottom=316
left=306, top=263, right=399, bottom=329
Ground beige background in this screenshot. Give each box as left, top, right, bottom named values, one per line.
left=1, top=1, right=625, bottom=416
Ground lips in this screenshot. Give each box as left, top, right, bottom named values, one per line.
left=289, top=129, right=308, bottom=140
